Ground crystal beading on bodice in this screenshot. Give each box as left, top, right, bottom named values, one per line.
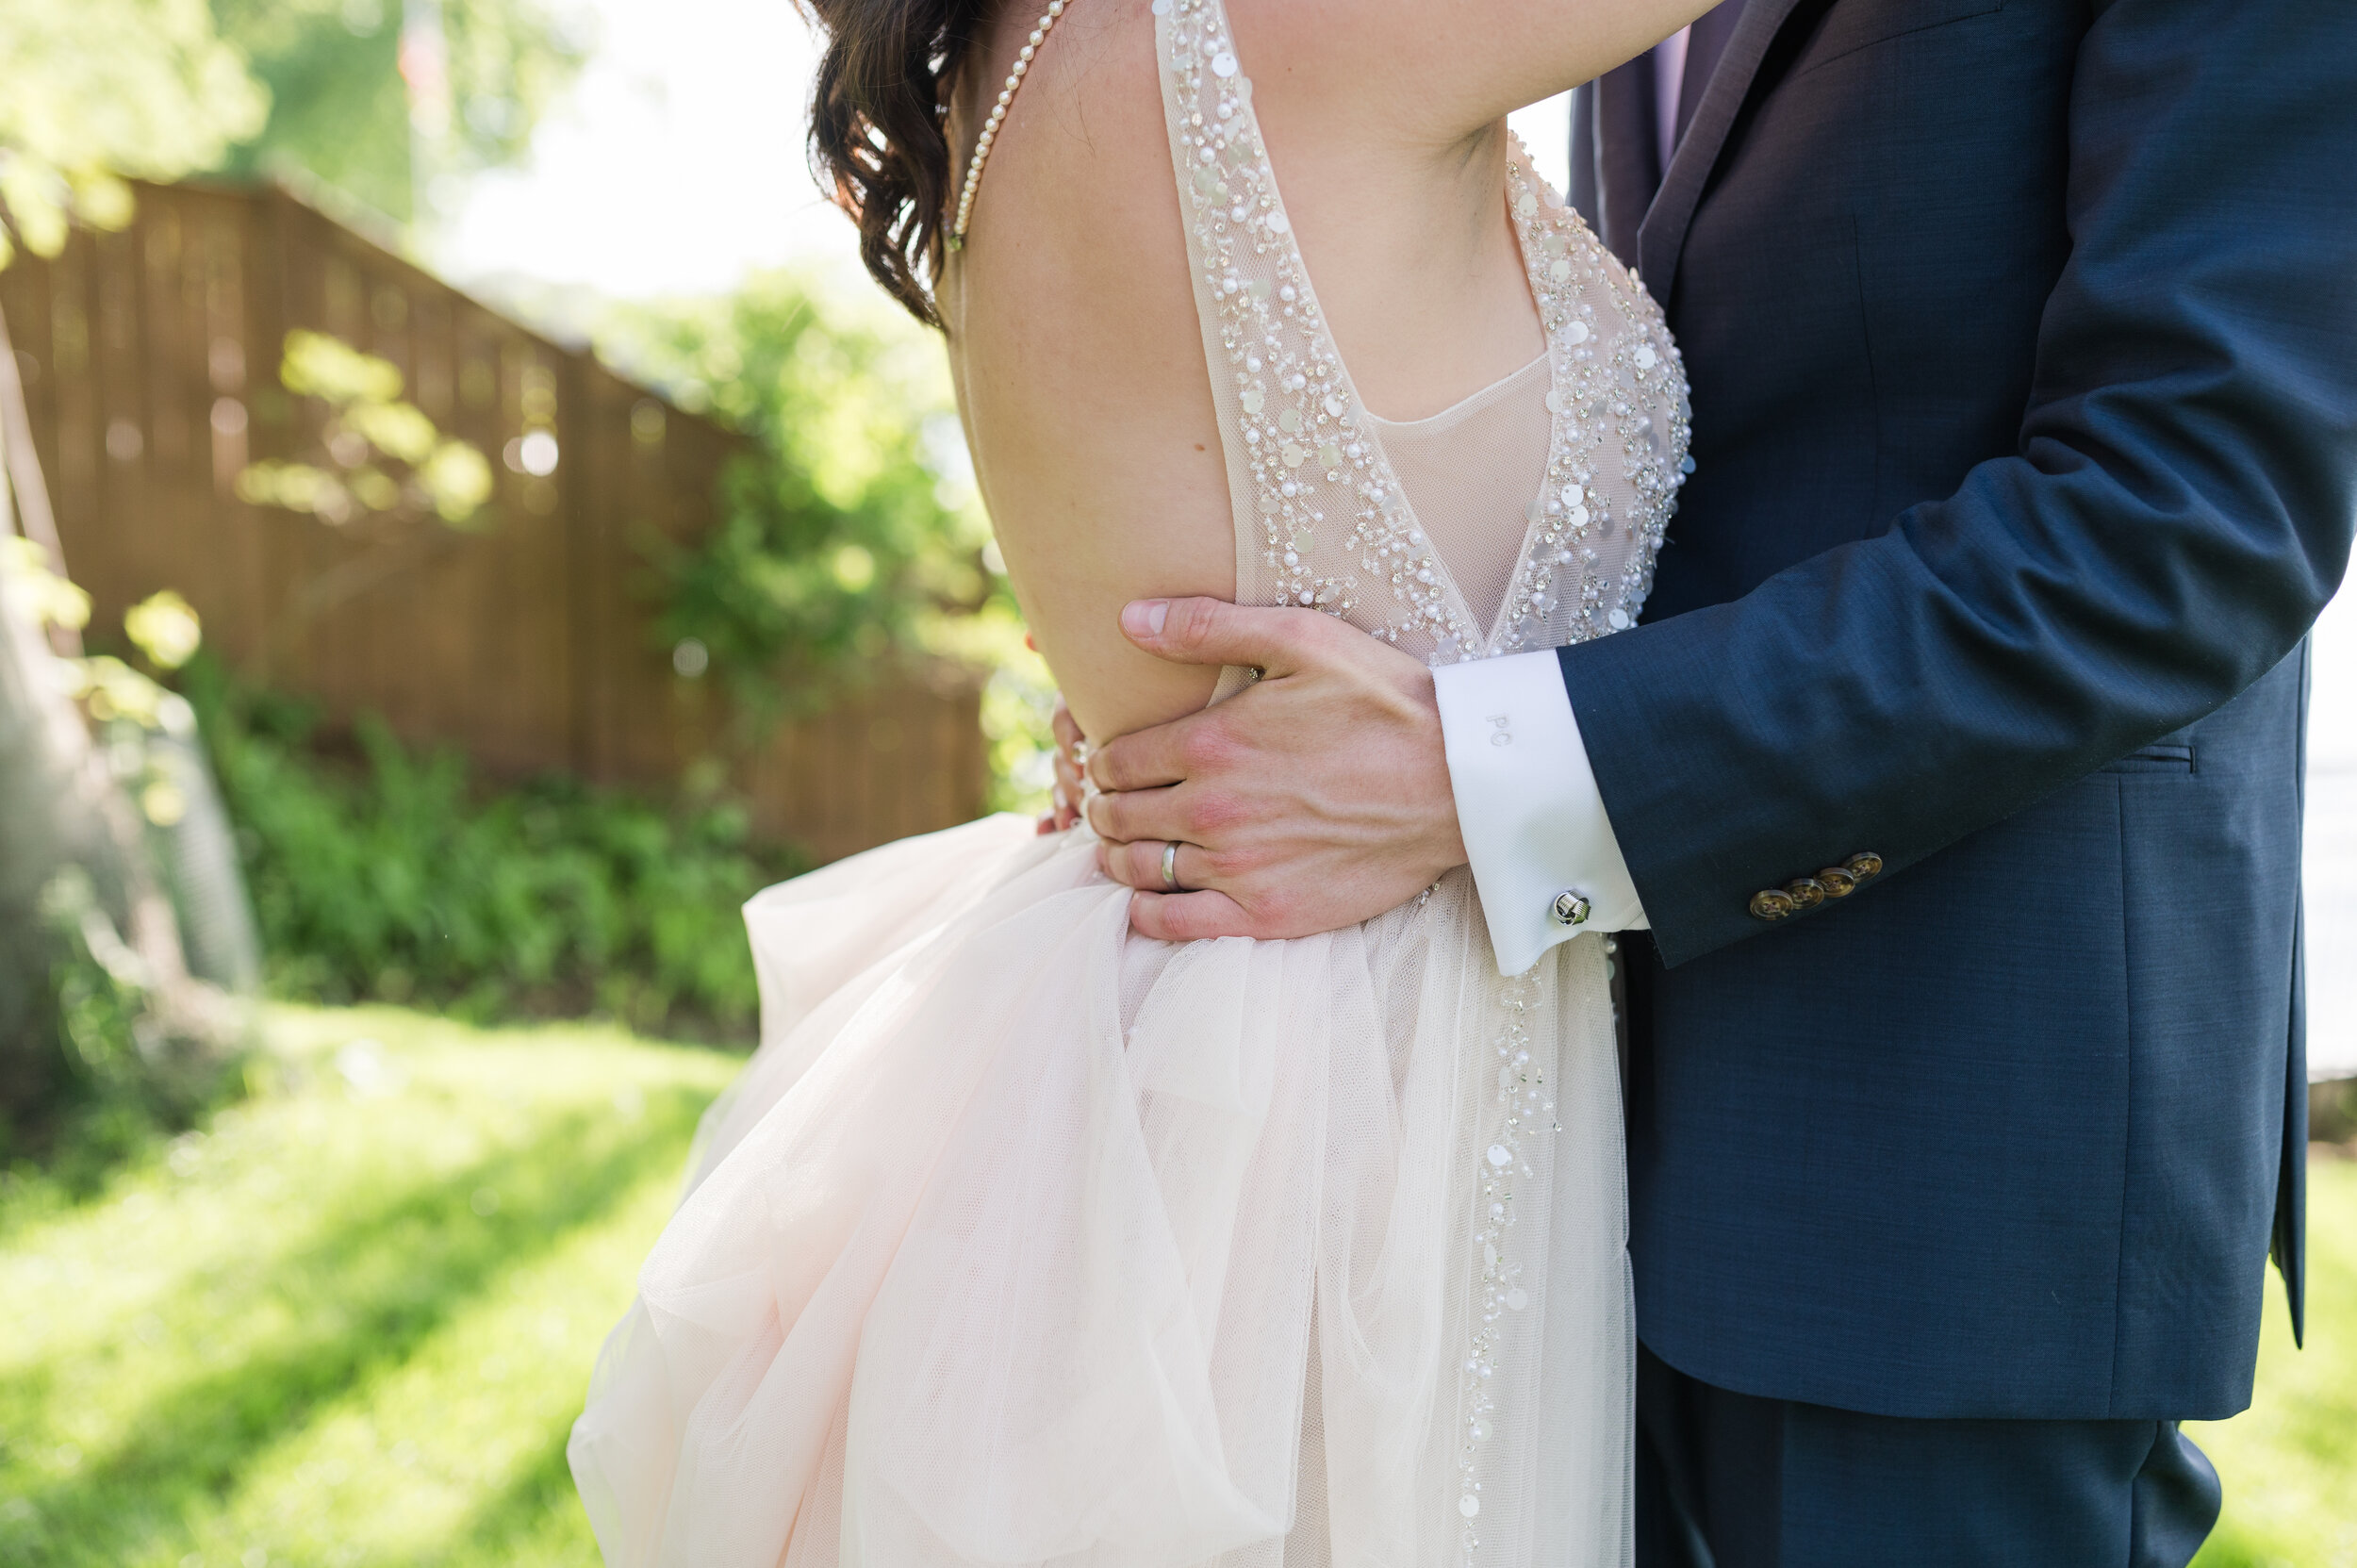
left=1152, top=0, right=1691, bottom=675
left=1155, top=2, right=1681, bottom=1560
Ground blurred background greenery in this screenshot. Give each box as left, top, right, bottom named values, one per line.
left=0, top=0, right=1058, bottom=1081
left=0, top=2, right=2347, bottom=1565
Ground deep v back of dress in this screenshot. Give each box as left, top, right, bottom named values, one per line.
left=569, top=5, right=1688, bottom=1564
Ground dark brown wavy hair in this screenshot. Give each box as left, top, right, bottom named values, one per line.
left=801, top=0, right=994, bottom=326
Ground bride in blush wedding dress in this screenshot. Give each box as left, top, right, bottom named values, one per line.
left=569, top=0, right=1700, bottom=1562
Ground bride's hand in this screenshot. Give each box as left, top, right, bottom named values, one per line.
left=1084, top=598, right=1468, bottom=940
left=1038, top=697, right=1085, bottom=834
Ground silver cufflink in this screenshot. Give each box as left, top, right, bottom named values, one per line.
left=1550, top=890, right=1592, bottom=928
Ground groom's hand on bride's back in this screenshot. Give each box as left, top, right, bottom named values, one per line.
left=1084, top=597, right=1467, bottom=941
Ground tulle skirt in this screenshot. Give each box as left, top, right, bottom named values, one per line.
left=569, top=815, right=1632, bottom=1567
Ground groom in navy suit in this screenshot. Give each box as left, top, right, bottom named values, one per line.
left=1082, top=0, right=2357, bottom=1560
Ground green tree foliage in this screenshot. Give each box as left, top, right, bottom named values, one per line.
left=238, top=330, right=495, bottom=527
left=0, top=0, right=267, bottom=267
left=602, top=272, right=1002, bottom=732
left=209, top=0, right=405, bottom=219
left=210, top=0, right=587, bottom=223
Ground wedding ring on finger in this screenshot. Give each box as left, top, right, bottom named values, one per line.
left=1161, top=840, right=1181, bottom=892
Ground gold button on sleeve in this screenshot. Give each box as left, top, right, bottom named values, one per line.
left=1784, top=876, right=1826, bottom=910
left=1846, top=851, right=1884, bottom=881
left=1817, top=867, right=1858, bottom=898
left=1749, top=888, right=1797, bottom=921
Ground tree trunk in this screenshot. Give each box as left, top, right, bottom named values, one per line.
left=0, top=300, right=224, bottom=1116
left=0, top=507, right=128, bottom=1103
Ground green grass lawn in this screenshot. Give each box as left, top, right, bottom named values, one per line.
left=0, top=1006, right=737, bottom=1568
left=2193, top=1153, right=2357, bottom=1568
left=0, top=1005, right=2348, bottom=1566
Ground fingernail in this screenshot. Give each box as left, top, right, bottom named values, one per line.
left=1122, top=600, right=1169, bottom=636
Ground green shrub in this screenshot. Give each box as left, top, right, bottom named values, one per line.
left=596, top=271, right=1063, bottom=814
left=182, top=662, right=803, bottom=1040
left=599, top=271, right=996, bottom=731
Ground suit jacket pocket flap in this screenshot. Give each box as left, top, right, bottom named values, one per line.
left=2100, top=742, right=2197, bottom=774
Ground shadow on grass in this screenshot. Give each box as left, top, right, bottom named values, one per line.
left=0, top=1051, right=250, bottom=1214
left=406, top=1420, right=596, bottom=1568
left=1, top=1083, right=705, bottom=1567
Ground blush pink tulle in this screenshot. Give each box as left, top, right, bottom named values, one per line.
left=569, top=817, right=1632, bottom=1566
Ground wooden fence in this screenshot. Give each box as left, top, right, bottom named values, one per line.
left=0, top=180, right=986, bottom=864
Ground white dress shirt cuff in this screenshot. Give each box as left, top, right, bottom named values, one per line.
left=1433, top=649, right=1649, bottom=976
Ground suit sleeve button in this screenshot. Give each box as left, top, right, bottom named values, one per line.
left=1749, top=888, right=1797, bottom=921
left=1817, top=867, right=1858, bottom=898
left=1846, top=851, right=1884, bottom=881
left=1783, top=876, right=1826, bottom=910
left=1550, top=890, right=1592, bottom=927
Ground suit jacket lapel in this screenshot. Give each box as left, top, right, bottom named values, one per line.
left=1591, top=58, right=1664, bottom=265
left=1636, top=0, right=1807, bottom=299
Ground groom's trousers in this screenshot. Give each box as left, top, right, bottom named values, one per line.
left=1633, top=1345, right=2223, bottom=1568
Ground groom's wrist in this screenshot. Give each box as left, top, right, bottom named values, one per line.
left=1405, top=665, right=1471, bottom=876
left=1432, top=650, right=1649, bottom=976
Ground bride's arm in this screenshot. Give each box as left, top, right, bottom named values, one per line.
left=1232, top=0, right=1722, bottom=146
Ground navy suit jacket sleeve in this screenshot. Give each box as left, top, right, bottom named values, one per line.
left=1561, top=0, right=2357, bottom=967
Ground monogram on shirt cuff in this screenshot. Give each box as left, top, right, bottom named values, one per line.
left=1432, top=649, right=1649, bottom=976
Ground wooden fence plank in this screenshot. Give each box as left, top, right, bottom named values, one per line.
left=0, top=181, right=986, bottom=864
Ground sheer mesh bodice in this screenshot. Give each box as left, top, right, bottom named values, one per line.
left=1364, top=355, right=1552, bottom=635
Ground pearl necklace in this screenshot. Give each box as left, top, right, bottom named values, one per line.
left=947, top=0, right=1070, bottom=251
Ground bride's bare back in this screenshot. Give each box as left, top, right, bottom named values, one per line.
left=940, top=0, right=1712, bottom=743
